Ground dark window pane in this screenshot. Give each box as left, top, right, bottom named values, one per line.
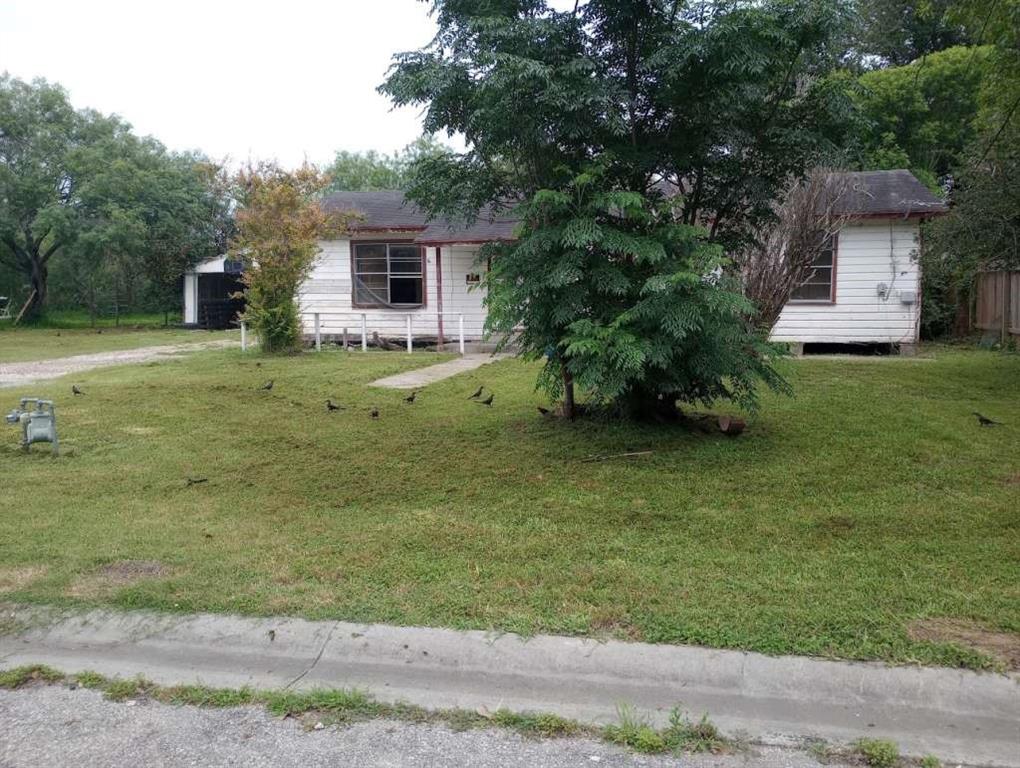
left=812, top=249, right=833, bottom=267
left=355, top=244, right=387, bottom=273
left=791, top=276, right=832, bottom=301
left=355, top=273, right=388, bottom=305
left=389, top=277, right=423, bottom=305
left=389, top=245, right=419, bottom=261
left=390, top=256, right=422, bottom=274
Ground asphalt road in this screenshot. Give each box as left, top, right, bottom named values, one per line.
left=0, top=685, right=836, bottom=768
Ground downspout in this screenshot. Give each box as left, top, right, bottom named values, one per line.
left=435, top=246, right=445, bottom=347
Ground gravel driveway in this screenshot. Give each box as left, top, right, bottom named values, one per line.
left=0, top=340, right=239, bottom=389
left=0, top=685, right=835, bottom=768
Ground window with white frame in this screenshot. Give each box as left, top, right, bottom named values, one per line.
left=352, top=242, right=424, bottom=307
left=790, top=235, right=836, bottom=302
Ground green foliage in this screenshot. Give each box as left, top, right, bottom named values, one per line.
left=853, top=0, right=970, bottom=67
left=855, top=46, right=993, bottom=178
left=231, top=163, right=353, bottom=353
left=0, top=75, right=229, bottom=321
left=855, top=738, right=900, bottom=768
left=382, top=0, right=853, bottom=416
left=920, top=755, right=942, bottom=768
left=604, top=705, right=726, bottom=754
left=324, top=136, right=450, bottom=191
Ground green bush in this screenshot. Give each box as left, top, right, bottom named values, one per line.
left=856, top=738, right=900, bottom=768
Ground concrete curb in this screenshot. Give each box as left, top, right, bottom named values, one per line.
left=1, top=607, right=1017, bottom=766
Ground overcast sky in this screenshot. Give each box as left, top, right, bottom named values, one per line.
left=0, top=0, right=447, bottom=168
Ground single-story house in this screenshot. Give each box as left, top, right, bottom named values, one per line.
left=183, top=169, right=946, bottom=351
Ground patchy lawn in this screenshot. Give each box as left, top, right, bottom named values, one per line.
left=0, top=346, right=1016, bottom=669
left=0, top=326, right=236, bottom=363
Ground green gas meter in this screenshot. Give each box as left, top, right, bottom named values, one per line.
left=5, top=398, right=59, bottom=455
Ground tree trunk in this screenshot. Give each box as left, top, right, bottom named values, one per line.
left=561, top=363, right=575, bottom=421
left=26, top=258, right=48, bottom=320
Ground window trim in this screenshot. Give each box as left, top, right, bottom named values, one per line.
left=788, top=232, right=838, bottom=305
left=350, top=240, right=427, bottom=309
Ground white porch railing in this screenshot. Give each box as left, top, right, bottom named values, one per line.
left=239, top=312, right=472, bottom=355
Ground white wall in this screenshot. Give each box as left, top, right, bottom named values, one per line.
left=183, top=273, right=198, bottom=325
left=299, top=239, right=488, bottom=341
left=770, top=219, right=921, bottom=345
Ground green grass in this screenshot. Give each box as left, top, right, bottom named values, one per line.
left=0, top=325, right=236, bottom=363
left=14, top=309, right=182, bottom=329
left=0, top=346, right=1017, bottom=668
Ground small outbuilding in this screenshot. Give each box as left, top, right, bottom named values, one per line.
left=182, top=256, right=245, bottom=329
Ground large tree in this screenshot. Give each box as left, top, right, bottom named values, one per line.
left=323, top=136, right=450, bottom=191
left=853, top=0, right=969, bottom=68
left=383, top=0, right=854, bottom=418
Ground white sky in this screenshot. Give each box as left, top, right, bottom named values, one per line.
left=0, top=0, right=444, bottom=168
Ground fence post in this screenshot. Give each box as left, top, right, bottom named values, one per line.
left=458, top=314, right=465, bottom=355
left=406, top=314, right=413, bottom=353
left=240, top=321, right=247, bottom=352
left=361, top=314, right=368, bottom=352
left=342, top=327, right=349, bottom=349
left=314, top=313, right=321, bottom=351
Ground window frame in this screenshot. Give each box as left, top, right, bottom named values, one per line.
left=788, top=233, right=838, bottom=305
left=350, top=240, right=427, bottom=309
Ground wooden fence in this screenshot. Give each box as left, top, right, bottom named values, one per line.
left=974, top=271, right=1020, bottom=341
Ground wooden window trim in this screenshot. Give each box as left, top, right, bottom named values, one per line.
left=788, top=232, right=838, bottom=305
left=350, top=240, right=428, bottom=309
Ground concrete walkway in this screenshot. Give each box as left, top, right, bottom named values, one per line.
left=370, top=353, right=510, bottom=389
left=1, top=607, right=1016, bottom=766
left=0, top=340, right=239, bottom=389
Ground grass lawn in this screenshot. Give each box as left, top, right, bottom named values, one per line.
left=0, top=346, right=1017, bottom=669
left=0, top=325, right=236, bottom=363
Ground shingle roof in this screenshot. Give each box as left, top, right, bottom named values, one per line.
left=321, top=190, right=516, bottom=243
left=835, top=170, right=947, bottom=216
left=321, top=171, right=943, bottom=245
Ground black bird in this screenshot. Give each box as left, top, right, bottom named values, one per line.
left=267, top=629, right=276, bottom=642
left=72, top=385, right=85, bottom=396
left=478, top=394, right=494, bottom=406
left=468, top=385, right=484, bottom=400
left=537, top=406, right=550, bottom=416
left=326, top=399, right=342, bottom=412
left=370, top=407, right=380, bottom=420
left=404, top=391, right=418, bottom=404
left=261, top=380, right=274, bottom=391
left=973, top=411, right=1003, bottom=427
left=186, top=477, right=208, bottom=487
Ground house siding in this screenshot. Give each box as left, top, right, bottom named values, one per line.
left=770, top=219, right=921, bottom=344
left=299, top=239, right=487, bottom=340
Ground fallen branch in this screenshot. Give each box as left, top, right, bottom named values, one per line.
left=581, top=450, right=654, bottom=463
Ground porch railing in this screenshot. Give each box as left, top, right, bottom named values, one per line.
left=240, top=312, right=470, bottom=355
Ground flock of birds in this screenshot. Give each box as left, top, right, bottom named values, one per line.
left=67, top=382, right=1006, bottom=426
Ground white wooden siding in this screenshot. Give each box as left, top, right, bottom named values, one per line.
left=770, top=220, right=921, bottom=344
left=299, top=240, right=488, bottom=340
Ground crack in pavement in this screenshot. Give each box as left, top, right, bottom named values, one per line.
left=282, top=620, right=341, bottom=691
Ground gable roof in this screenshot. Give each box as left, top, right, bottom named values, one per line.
left=320, top=190, right=517, bottom=244
left=835, top=170, right=947, bottom=217
left=319, top=170, right=945, bottom=246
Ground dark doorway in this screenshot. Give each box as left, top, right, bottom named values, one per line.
left=198, top=274, right=245, bottom=330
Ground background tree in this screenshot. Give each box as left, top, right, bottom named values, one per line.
left=231, top=163, right=354, bottom=353
left=384, top=0, right=854, bottom=418
left=852, top=0, right=969, bottom=67
left=323, top=136, right=449, bottom=191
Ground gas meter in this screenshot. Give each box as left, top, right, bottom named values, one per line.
left=5, top=398, right=59, bottom=455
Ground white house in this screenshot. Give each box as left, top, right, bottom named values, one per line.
left=183, top=169, right=946, bottom=352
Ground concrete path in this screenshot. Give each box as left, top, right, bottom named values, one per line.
left=0, top=340, right=239, bottom=388
left=371, top=353, right=510, bottom=389
left=0, top=685, right=845, bottom=768
left=1, top=607, right=1016, bottom=766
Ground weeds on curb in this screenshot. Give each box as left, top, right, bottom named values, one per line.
left=855, top=738, right=900, bottom=768
left=0, top=664, right=731, bottom=756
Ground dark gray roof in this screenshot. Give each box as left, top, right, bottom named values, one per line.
left=835, top=170, right=947, bottom=216
left=321, top=190, right=516, bottom=243
left=321, top=171, right=943, bottom=245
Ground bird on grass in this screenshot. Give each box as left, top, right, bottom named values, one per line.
left=72, top=385, right=85, bottom=396
left=186, top=477, right=208, bottom=487
left=404, top=391, right=418, bottom=404
left=537, top=406, right=550, bottom=416
left=478, top=394, right=494, bottom=406
left=326, top=399, right=342, bottom=412
left=973, top=411, right=1003, bottom=427
left=370, top=407, right=380, bottom=420
left=468, top=385, right=484, bottom=400
left=261, top=380, right=274, bottom=391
